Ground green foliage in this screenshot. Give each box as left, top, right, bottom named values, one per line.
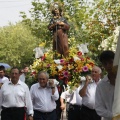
left=0, top=23, right=38, bottom=67
left=83, top=0, right=120, bottom=62
left=0, top=0, right=119, bottom=67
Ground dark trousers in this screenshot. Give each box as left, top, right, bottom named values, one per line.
left=33, top=109, right=57, bottom=120
left=81, top=105, right=101, bottom=120
left=1, top=107, right=25, bottom=120
left=56, top=99, right=62, bottom=120
left=68, top=104, right=81, bottom=120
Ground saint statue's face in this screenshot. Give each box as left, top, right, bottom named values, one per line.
left=54, top=8, right=60, bottom=15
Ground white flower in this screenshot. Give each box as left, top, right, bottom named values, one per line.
left=77, top=43, right=89, bottom=55
left=73, top=56, right=80, bottom=61
left=57, top=65, right=63, bottom=70
left=80, top=76, right=86, bottom=81
left=54, top=59, right=60, bottom=64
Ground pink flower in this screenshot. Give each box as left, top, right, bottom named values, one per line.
left=47, top=64, right=51, bottom=67
left=60, top=59, right=64, bottom=63
left=63, top=71, right=69, bottom=77
left=82, top=66, right=88, bottom=72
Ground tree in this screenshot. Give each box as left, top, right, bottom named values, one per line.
left=0, top=23, right=38, bottom=67
left=84, top=0, right=120, bottom=57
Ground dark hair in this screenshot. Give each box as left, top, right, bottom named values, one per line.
left=0, top=65, right=5, bottom=72
left=10, top=67, right=20, bottom=73
left=99, top=50, right=115, bottom=63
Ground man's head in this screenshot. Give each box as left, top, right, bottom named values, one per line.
left=99, top=50, right=115, bottom=73
left=91, top=66, right=101, bottom=82
left=10, top=67, right=20, bottom=84
left=38, top=71, right=49, bottom=88
left=0, top=65, right=5, bottom=78
left=24, top=66, right=29, bottom=73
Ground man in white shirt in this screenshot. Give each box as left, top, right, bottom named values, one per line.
left=0, top=65, right=9, bottom=87
left=79, top=66, right=101, bottom=120
left=95, top=50, right=115, bottom=120
left=1, top=67, right=33, bottom=120
left=60, top=84, right=83, bottom=120
left=60, top=89, right=73, bottom=119
left=30, top=71, right=59, bottom=120
left=0, top=65, right=10, bottom=120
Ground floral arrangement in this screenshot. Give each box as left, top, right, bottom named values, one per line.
left=28, top=46, right=95, bottom=89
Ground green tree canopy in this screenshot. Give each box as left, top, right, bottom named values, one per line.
left=0, top=23, right=38, bottom=67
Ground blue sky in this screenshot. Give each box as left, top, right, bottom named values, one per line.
left=0, top=0, right=32, bottom=26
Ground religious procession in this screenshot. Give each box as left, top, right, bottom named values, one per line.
left=0, top=1, right=120, bottom=120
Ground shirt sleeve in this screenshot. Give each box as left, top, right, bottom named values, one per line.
left=95, top=84, right=113, bottom=119
left=25, top=85, right=33, bottom=115
left=2, top=77, right=9, bottom=84
left=51, top=87, right=59, bottom=101
left=60, top=91, right=66, bottom=99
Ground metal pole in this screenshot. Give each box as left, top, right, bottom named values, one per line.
left=55, top=21, right=58, bottom=59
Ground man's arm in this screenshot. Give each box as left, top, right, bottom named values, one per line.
left=25, top=86, right=33, bottom=118
left=60, top=92, right=66, bottom=110
left=51, top=87, right=59, bottom=101
left=79, top=76, right=90, bottom=97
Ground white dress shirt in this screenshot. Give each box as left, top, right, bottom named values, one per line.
left=60, top=90, right=71, bottom=103
left=70, top=86, right=82, bottom=106
left=19, top=73, right=25, bottom=82
left=30, top=83, right=59, bottom=112
left=0, top=76, right=9, bottom=83
left=61, top=86, right=82, bottom=106
left=82, top=80, right=100, bottom=109
left=95, top=75, right=114, bottom=120
left=0, top=76, right=9, bottom=108
left=1, top=80, right=33, bottom=115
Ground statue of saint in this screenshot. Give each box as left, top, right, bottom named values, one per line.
left=48, top=3, right=70, bottom=58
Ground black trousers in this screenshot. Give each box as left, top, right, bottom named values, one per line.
left=1, top=107, right=25, bottom=120
left=68, top=104, right=82, bottom=120
left=33, top=109, right=57, bottom=120
left=80, top=105, right=101, bottom=120
left=56, top=99, right=62, bottom=120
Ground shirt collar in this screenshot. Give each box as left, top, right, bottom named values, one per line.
left=102, top=75, right=110, bottom=82
left=8, top=79, right=22, bottom=85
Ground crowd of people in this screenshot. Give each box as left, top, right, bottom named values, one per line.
left=0, top=50, right=116, bottom=120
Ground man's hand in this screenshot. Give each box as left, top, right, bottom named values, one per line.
left=85, top=75, right=92, bottom=85
left=0, top=83, right=3, bottom=88
left=60, top=103, right=66, bottom=110
left=59, top=22, right=64, bottom=25
left=28, top=116, right=33, bottom=120
left=48, top=79, right=55, bottom=87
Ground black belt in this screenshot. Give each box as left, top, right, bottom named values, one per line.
left=34, top=109, right=55, bottom=115
left=69, top=104, right=81, bottom=109
left=2, top=106, right=25, bottom=111
left=82, top=105, right=95, bottom=111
